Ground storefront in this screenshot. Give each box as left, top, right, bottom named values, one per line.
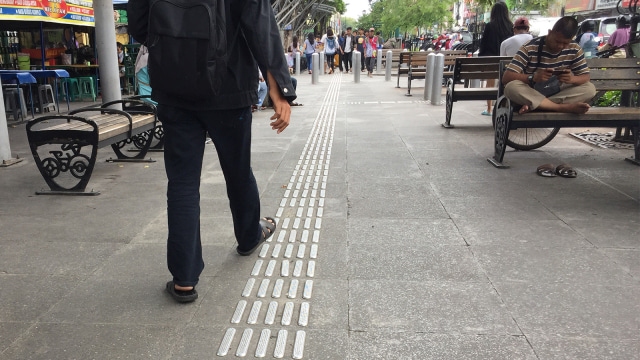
left=0, top=0, right=95, bottom=69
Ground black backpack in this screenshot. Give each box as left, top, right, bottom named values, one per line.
left=147, top=0, right=227, bottom=101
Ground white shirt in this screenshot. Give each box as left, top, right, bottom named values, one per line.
left=500, top=33, right=533, bottom=56
left=344, top=35, right=353, bottom=52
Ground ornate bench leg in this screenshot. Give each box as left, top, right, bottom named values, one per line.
left=150, top=124, right=165, bottom=151
left=442, top=80, right=454, bottom=128
left=625, top=126, right=640, bottom=165
left=487, top=97, right=511, bottom=168
left=109, top=129, right=157, bottom=163
left=26, top=116, right=100, bottom=195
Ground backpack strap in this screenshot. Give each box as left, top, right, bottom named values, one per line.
left=536, top=36, right=546, bottom=68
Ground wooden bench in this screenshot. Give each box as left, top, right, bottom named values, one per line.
left=396, top=51, right=421, bottom=88
left=26, top=99, right=159, bottom=195
left=382, top=48, right=404, bottom=69
left=401, top=50, right=468, bottom=96
left=443, top=56, right=512, bottom=127
left=489, top=58, right=640, bottom=168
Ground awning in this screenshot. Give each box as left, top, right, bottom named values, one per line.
left=0, top=0, right=95, bottom=27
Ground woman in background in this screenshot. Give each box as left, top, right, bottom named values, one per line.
left=478, top=2, right=513, bottom=116
left=303, top=33, right=316, bottom=74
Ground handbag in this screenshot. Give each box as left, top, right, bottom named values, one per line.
left=534, top=75, right=561, bottom=97
left=532, top=36, right=561, bottom=97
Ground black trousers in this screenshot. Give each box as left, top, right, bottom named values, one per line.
left=160, top=104, right=261, bottom=287
left=343, top=51, right=352, bottom=72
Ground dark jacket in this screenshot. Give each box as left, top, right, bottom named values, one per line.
left=128, top=0, right=296, bottom=110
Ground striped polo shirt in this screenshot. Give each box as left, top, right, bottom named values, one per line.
left=506, top=36, right=589, bottom=76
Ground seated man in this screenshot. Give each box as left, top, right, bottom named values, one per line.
left=503, top=16, right=596, bottom=115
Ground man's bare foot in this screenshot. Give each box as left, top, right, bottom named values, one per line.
left=518, top=105, right=531, bottom=114
left=560, top=102, right=590, bottom=114
left=175, top=284, right=193, bottom=291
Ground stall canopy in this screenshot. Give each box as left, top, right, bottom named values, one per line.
left=0, top=0, right=95, bottom=27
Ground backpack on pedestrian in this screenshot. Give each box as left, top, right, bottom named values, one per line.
left=146, top=0, right=229, bottom=101
left=326, top=36, right=336, bottom=55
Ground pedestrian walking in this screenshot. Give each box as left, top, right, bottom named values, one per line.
left=128, top=0, right=296, bottom=303
left=478, top=2, right=513, bottom=116
left=355, top=28, right=366, bottom=72
left=322, top=28, right=340, bottom=74
left=342, top=27, right=354, bottom=73
left=364, top=27, right=378, bottom=77
left=303, top=33, right=316, bottom=74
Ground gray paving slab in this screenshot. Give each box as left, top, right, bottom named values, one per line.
left=495, top=281, right=640, bottom=339
left=2, top=323, right=178, bottom=360
left=600, top=248, right=640, bottom=280
left=349, top=331, right=537, bottom=360
left=349, top=245, right=488, bottom=282
left=528, top=335, right=640, bottom=360
left=0, top=275, right=81, bottom=322
left=349, top=280, right=521, bottom=335
left=454, top=218, right=594, bottom=247
left=567, top=218, right=640, bottom=248
left=0, top=322, right=32, bottom=352
left=474, top=246, right=638, bottom=285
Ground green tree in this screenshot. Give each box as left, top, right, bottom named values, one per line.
left=357, top=0, right=457, bottom=36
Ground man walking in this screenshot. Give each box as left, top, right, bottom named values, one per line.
left=364, top=27, right=378, bottom=77
left=342, top=27, right=353, bottom=73
left=128, top=0, right=296, bottom=303
left=355, top=28, right=366, bottom=72
left=502, top=16, right=595, bottom=115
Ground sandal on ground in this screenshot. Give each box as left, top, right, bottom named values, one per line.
left=481, top=110, right=492, bottom=116
left=556, top=164, right=577, bottom=178
left=290, top=102, right=304, bottom=106
left=165, top=281, right=198, bottom=303
left=237, top=217, right=276, bottom=256
left=537, top=164, right=557, bottom=177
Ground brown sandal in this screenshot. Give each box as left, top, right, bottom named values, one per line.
left=536, top=164, right=557, bottom=177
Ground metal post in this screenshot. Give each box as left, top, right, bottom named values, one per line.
left=94, top=0, right=122, bottom=107
left=0, top=79, right=23, bottom=166
left=312, top=53, right=319, bottom=84
left=424, top=52, right=436, bottom=100
left=376, top=49, right=383, bottom=74
left=319, top=51, right=325, bottom=75
left=295, top=51, right=300, bottom=76
left=385, top=50, right=392, bottom=81
left=430, top=53, right=445, bottom=106
left=353, top=51, right=361, bottom=83
left=470, top=52, right=480, bottom=88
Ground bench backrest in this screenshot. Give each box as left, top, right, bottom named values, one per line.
left=404, top=50, right=468, bottom=67
left=586, top=58, right=640, bottom=92
left=453, top=56, right=513, bottom=81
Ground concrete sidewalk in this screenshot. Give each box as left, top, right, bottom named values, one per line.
left=0, top=71, right=638, bottom=359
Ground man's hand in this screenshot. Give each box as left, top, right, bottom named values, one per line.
left=556, top=71, right=574, bottom=84
left=267, top=71, right=291, bottom=134
left=533, top=68, right=553, bottom=83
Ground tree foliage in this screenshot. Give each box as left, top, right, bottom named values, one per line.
left=329, top=0, right=346, bottom=14
left=356, top=0, right=457, bottom=36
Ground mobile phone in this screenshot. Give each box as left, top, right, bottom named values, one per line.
left=552, top=69, right=570, bottom=75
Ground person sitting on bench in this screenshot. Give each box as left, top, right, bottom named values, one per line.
left=502, top=16, right=596, bottom=115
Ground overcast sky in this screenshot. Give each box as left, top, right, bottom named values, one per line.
left=344, top=0, right=371, bottom=19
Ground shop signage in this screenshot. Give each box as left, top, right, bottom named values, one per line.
left=596, top=0, right=631, bottom=9
left=565, top=0, right=593, bottom=12
left=0, top=0, right=94, bottom=26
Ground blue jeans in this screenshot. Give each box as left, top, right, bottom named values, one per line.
left=305, top=53, right=313, bottom=71
left=158, top=104, right=262, bottom=287
left=257, top=81, right=267, bottom=105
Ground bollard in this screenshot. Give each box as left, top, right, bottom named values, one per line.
left=376, top=49, right=383, bottom=74
left=295, top=51, right=300, bottom=76
left=430, top=53, right=445, bottom=106
left=470, top=53, right=480, bottom=88
left=423, top=52, right=436, bottom=101
left=312, top=53, right=319, bottom=84
left=385, top=50, right=392, bottom=81
left=353, top=51, right=361, bottom=83
left=319, top=51, right=325, bottom=76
